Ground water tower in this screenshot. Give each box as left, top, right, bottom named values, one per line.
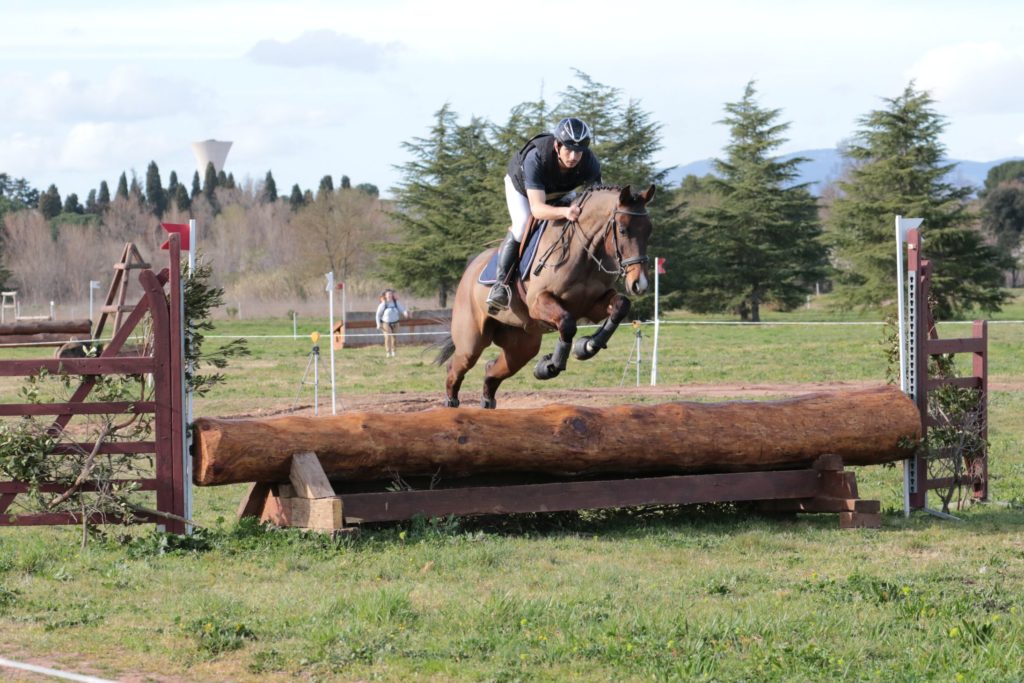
left=191, top=139, right=233, bottom=174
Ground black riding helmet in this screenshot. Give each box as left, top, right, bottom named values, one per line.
left=553, top=117, right=592, bottom=151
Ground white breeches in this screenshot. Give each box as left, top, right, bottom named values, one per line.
left=504, top=175, right=531, bottom=241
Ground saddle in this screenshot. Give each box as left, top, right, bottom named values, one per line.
left=477, top=217, right=548, bottom=286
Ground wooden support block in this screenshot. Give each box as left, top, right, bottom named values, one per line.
left=260, top=486, right=287, bottom=527
left=840, top=511, right=881, bottom=529
left=236, top=482, right=271, bottom=519
left=812, top=454, right=844, bottom=471
left=819, top=470, right=858, bottom=499
left=279, top=496, right=343, bottom=531
left=289, top=452, right=335, bottom=499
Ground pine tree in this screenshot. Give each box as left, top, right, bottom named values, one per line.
left=62, top=192, right=83, bottom=214
left=116, top=172, right=129, bottom=200
left=682, top=82, right=826, bottom=322
left=379, top=105, right=505, bottom=306
left=191, top=171, right=201, bottom=199
left=980, top=160, right=1024, bottom=198
left=981, top=182, right=1024, bottom=285
left=289, top=184, right=304, bottom=209
left=263, top=171, right=278, bottom=203
left=38, top=185, right=62, bottom=219
left=97, top=181, right=111, bottom=211
left=828, top=83, right=1006, bottom=317
left=145, top=161, right=166, bottom=215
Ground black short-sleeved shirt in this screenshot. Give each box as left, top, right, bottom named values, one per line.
left=507, top=133, right=601, bottom=199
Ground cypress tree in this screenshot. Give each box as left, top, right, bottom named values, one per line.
left=340, top=175, right=351, bottom=190
left=203, top=163, right=218, bottom=199
left=174, top=183, right=191, bottom=212
left=98, top=181, right=111, bottom=211
left=289, top=184, right=304, bottom=209
left=116, top=172, right=129, bottom=200
left=318, top=175, right=334, bottom=198
left=39, top=185, right=62, bottom=219
left=226, top=172, right=236, bottom=190
left=263, top=171, right=278, bottom=203
left=145, top=161, right=167, bottom=215
left=62, top=192, right=83, bottom=214
left=216, top=169, right=227, bottom=187
left=191, top=171, right=201, bottom=199
left=128, top=175, right=143, bottom=200
left=85, top=189, right=98, bottom=214
left=681, top=82, right=826, bottom=321
left=167, top=170, right=179, bottom=195
left=828, top=83, right=1006, bottom=317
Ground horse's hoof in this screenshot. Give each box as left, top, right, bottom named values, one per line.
left=480, top=397, right=496, bottom=409
left=533, top=354, right=561, bottom=380
left=573, top=336, right=598, bottom=361
left=443, top=397, right=460, bottom=408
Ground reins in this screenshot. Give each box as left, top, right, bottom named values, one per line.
left=532, top=189, right=648, bottom=278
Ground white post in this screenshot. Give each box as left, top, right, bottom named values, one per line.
left=325, top=272, right=337, bottom=415
left=896, top=215, right=923, bottom=519
left=183, top=218, right=197, bottom=531
left=50, top=300, right=55, bottom=320
left=293, top=311, right=297, bottom=339
left=650, top=257, right=661, bottom=386
left=88, top=280, right=100, bottom=325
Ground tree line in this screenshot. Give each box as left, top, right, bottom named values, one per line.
left=1, top=72, right=1021, bottom=319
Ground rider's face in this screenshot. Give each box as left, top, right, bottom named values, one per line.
left=555, top=142, right=584, bottom=169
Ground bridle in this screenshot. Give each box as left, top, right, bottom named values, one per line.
left=533, top=193, right=650, bottom=278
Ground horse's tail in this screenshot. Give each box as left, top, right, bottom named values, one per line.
left=433, top=335, right=456, bottom=366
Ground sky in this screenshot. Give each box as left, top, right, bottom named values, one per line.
left=2, top=0, right=1023, bottom=201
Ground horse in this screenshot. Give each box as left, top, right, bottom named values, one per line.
left=434, top=184, right=656, bottom=408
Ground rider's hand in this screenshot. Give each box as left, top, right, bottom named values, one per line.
left=565, top=204, right=581, bottom=222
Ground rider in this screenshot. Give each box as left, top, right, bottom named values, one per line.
left=487, top=117, right=603, bottom=310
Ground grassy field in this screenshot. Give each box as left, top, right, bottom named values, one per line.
left=0, top=296, right=1023, bottom=682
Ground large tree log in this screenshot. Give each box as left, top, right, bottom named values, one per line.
left=0, top=319, right=91, bottom=336
left=193, top=386, right=921, bottom=486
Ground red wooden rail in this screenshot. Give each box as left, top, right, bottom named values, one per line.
left=0, top=237, right=186, bottom=532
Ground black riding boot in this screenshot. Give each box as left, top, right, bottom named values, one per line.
left=487, top=233, right=521, bottom=310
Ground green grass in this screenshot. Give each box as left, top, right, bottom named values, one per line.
left=1, top=296, right=1024, bottom=681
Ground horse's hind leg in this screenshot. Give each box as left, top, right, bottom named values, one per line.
left=446, top=345, right=484, bottom=408
left=574, top=292, right=630, bottom=361
left=481, top=328, right=542, bottom=409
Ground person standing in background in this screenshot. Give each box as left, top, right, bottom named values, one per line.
left=375, top=288, right=408, bottom=357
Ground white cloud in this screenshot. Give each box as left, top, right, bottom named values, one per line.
left=908, top=42, right=1024, bottom=114
left=11, top=67, right=209, bottom=123
left=246, top=29, right=402, bottom=71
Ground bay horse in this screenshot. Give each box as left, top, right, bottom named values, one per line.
left=435, top=184, right=656, bottom=408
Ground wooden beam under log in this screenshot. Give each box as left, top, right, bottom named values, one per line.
left=193, top=386, right=921, bottom=486
left=0, top=319, right=91, bottom=336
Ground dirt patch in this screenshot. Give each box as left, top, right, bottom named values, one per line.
left=224, top=379, right=1024, bottom=418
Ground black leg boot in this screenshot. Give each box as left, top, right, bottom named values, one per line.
left=486, top=233, right=521, bottom=311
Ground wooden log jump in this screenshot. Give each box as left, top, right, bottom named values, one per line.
left=0, top=319, right=92, bottom=347
left=193, top=386, right=921, bottom=487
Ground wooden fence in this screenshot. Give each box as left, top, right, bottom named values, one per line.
left=0, top=237, right=187, bottom=533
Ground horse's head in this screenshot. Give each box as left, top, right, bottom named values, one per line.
left=608, top=184, right=656, bottom=295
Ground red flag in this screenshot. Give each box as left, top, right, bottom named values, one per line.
left=337, top=282, right=345, bottom=290
left=656, top=257, right=667, bottom=274
left=160, top=223, right=190, bottom=250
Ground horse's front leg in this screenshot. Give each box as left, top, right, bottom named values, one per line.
left=573, top=291, right=630, bottom=361
left=529, top=291, right=575, bottom=380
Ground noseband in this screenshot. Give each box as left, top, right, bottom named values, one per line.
left=583, top=207, right=650, bottom=277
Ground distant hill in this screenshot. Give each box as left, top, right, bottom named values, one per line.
left=664, top=149, right=1024, bottom=196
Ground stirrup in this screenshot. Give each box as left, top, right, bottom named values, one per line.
left=486, top=282, right=511, bottom=311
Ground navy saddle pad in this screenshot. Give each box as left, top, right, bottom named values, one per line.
left=478, top=221, right=547, bottom=285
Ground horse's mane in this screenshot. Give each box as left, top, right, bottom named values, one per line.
left=579, top=184, right=639, bottom=205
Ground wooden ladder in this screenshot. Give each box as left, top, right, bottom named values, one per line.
left=93, top=243, right=150, bottom=340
